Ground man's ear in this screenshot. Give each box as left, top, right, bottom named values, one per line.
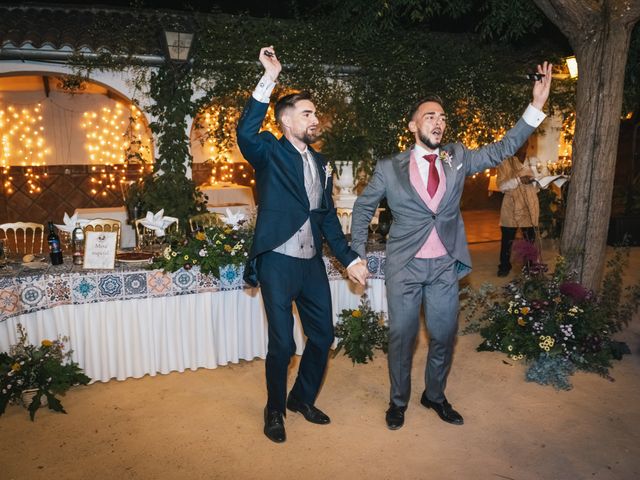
left=280, top=112, right=292, bottom=130
left=408, top=120, right=417, bottom=133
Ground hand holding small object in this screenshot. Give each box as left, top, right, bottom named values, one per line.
left=520, top=175, right=535, bottom=185
left=259, top=46, right=281, bottom=81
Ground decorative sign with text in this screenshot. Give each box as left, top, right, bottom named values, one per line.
left=83, top=231, right=117, bottom=269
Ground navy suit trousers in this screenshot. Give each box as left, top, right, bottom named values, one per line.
left=257, top=251, right=334, bottom=413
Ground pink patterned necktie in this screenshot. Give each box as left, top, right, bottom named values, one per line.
left=424, top=154, right=439, bottom=197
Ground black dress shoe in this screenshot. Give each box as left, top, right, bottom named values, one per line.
left=385, top=403, right=406, bottom=430
left=264, top=407, right=286, bottom=443
left=420, top=392, right=464, bottom=425
left=286, top=395, right=331, bottom=424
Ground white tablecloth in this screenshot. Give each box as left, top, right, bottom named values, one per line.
left=0, top=279, right=387, bottom=382
left=74, top=206, right=136, bottom=249
left=199, top=184, right=255, bottom=208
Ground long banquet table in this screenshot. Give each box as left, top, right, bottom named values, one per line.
left=0, top=252, right=387, bottom=382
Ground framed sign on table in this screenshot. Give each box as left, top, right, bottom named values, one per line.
left=83, top=231, right=118, bottom=269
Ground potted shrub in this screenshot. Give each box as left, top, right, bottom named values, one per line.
left=0, top=324, right=90, bottom=420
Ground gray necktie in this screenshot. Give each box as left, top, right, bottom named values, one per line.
left=303, top=150, right=317, bottom=183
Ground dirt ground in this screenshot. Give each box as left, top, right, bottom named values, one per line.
left=1, top=242, right=639, bottom=480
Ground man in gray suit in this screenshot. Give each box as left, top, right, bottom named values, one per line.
left=351, top=62, right=552, bottom=429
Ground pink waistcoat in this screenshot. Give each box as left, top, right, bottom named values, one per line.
left=409, top=152, right=448, bottom=258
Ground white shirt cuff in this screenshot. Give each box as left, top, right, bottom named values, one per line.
left=347, top=257, right=362, bottom=269
left=252, top=75, right=276, bottom=103
left=522, top=104, right=546, bottom=128
left=499, top=178, right=520, bottom=192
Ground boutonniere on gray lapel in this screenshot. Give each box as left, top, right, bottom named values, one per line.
left=323, top=164, right=333, bottom=189
left=439, top=150, right=453, bottom=168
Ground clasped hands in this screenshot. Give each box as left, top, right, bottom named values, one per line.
left=347, top=259, right=369, bottom=286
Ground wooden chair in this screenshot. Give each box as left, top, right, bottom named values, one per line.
left=188, top=212, right=221, bottom=232
left=134, top=218, right=179, bottom=250
left=84, top=218, right=122, bottom=249
left=0, top=222, right=45, bottom=255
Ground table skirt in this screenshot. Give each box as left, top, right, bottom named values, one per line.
left=0, top=279, right=387, bottom=382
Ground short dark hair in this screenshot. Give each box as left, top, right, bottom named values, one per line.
left=275, top=91, right=313, bottom=125
left=407, top=95, right=445, bottom=122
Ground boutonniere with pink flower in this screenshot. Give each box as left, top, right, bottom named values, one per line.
left=323, top=164, right=333, bottom=189
left=439, top=150, right=453, bottom=168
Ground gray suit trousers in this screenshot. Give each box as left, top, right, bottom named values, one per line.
left=386, top=254, right=459, bottom=407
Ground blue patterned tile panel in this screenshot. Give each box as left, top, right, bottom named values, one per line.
left=0, top=251, right=387, bottom=323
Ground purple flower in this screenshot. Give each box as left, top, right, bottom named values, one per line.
left=559, top=281, right=590, bottom=303
left=513, top=239, right=539, bottom=264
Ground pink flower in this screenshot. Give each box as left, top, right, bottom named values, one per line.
left=513, top=239, right=539, bottom=264
left=559, top=281, right=590, bottom=303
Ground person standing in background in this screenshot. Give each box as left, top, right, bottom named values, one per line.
left=497, top=140, right=540, bottom=277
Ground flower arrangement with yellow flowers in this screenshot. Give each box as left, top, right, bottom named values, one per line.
left=461, top=247, right=639, bottom=390
left=333, top=294, right=388, bottom=364
left=151, top=215, right=254, bottom=279
left=0, top=324, right=90, bottom=420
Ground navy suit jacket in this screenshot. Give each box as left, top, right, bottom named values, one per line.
left=237, top=97, right=358, bottom=286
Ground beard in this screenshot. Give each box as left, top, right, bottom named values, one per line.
left=294, top=127, right=319, bottom=145
left=419, top=132, right=440, bottom=150
left=301, top=132, right=319, bottom=144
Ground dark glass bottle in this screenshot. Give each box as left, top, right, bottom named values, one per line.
left=47, top=221, right=64, bottom=265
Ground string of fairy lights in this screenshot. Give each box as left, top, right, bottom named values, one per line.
left=0, top=101, right=153, bottom=197
left=0, top=104, right=51, bottom=194
left=0, top=94, right=577, bottom=199
left=81, top=103, right=153, bottom=196
left=194, top=101, right=281, bottom=186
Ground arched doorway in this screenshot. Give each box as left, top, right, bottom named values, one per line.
left=0, top=73, right=154, bottom=224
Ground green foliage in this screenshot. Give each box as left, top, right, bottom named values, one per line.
left=477, top=0, right=544, bottom=41
left=69, top=8, right=576, bottom=208
left=0, top=324, right=90, bottom=421
left=314, top=0, right=544, bottom=43
left=537, top=188, right=564, bottom=239
left=461, top=252, right=640, bottom=390
left=459, top=282, right=501, bottom=334
left=599, top=245, right=638, bottom=333
left=128, top=173, right=206, bottom=229
left=524, top=353, right=576, bottom=390
left=148, top=65, right=196, bottom=176
left=151, top=217, right=253, bottom=279
left=333, top=295, right=388, bottom=364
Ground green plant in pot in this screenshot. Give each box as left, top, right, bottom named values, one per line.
left=320, top=99, right=374, bottom=179
left=125, top=172, right=207, bottom=230
left=0, top=324, right=90, bottom=420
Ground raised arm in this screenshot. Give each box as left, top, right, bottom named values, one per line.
left=465, top=61, right=553, bottom=175
left=259, top=46, right=281, bottom=83
left=236, top=47, right=283, bottom=169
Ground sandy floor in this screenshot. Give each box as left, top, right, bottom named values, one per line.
left=2, top=241, right=639, bottom=480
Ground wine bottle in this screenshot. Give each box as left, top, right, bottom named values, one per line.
left=71, top=222, right=84, bottom=265
left=47, top=221, right=64, bottom=265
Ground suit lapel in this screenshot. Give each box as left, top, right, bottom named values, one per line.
left=439, top=145, right=457, bottom=208
left=393, top=149, right=428, bottom=209
left=308, top=147, right=330, bottom=208
left=279, top=136, right=309, bottom=207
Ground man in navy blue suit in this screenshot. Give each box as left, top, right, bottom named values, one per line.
left=237, top=46, right=368, bottom=443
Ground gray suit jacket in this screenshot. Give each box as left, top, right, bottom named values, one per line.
left=351, top=117, right=536, bottom=282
